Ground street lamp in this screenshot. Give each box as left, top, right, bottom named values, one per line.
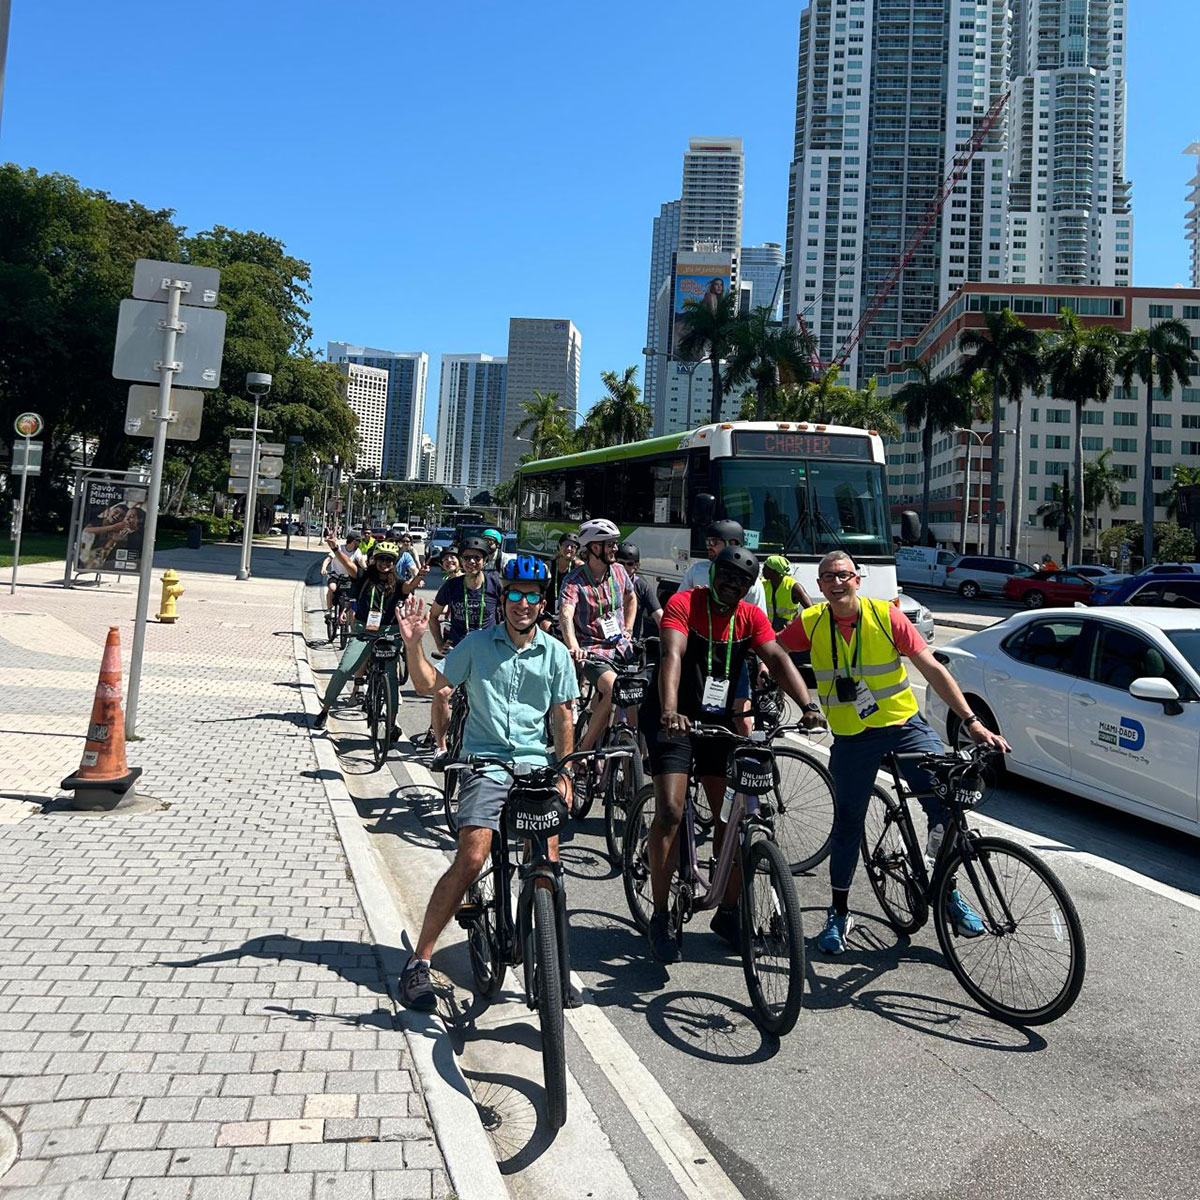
left=954, top=426, right=1014, bottom=554
left=643, top=346, right=703, bottom=429
left=236, top=372, right=272, bottom=580
left=283, top=434, right=304, bottom=556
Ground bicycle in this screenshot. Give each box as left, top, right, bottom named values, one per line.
left=325, top=576, right=356, bottom=647
left=861, top=744, right=1086, bottom=1025
left=622, top=724, right=808, bottom=1036
left=450, top=745, right=634, bottom=1129
left=361, top=631, right=400, bottom=768
left=441, top=686, right=469, bottom=831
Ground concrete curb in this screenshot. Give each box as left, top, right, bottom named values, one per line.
left=0, top=1113, right=17, bottom=1180
left=289, top=583, right=508, bottom=1200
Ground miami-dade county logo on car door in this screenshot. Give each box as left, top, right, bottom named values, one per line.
left=1097, top=716, right=1146, bottom=753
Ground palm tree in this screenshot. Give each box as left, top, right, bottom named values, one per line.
left=513, top=389, right=572, bottom=460
left=579, top=367, right=652, bottom=448
left=958, top=309, right=1042, bottom=554
left=723, top=307, right=815, bottom=420
left=1165, top=463, right=1200, bottom=519
left=1035, top=482, right=1069, bottom=534
left=896, top=361, right=972, bottom=543
left=1117, top=318, right=1194, bottom=564
left=676, top=291, right=741, bottom=423
left=1083, top=448, right=1123, bottom=550
left=826, top=377, right=904, bottom=442
left=1041, top=309, right=1118, bottom=557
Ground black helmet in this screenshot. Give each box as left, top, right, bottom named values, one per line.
left=706, top=519, right=744, bottom=545
left=459, top=536, right=490, bottom=555
left=711, top=545, right=759, bottom=583
left=615, top=541, right=640, bottom=566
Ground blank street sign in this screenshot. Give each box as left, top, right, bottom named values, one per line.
left=10, top=441, right=42, bottom=476
left=256, top=479, right=283, bottom=496
left=258, top=442, right=285, bottom=456
left=113, top=299, right=227, bottom=388
left=132, top=260, right=221, bottom=307
left=125, top=385, right=204, bottom=441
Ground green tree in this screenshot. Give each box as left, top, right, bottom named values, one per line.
left=896, top=361, right=972, bottom=543
left=1117, top=319, right=1194, bottom=563
left=513, top=389, right=572, bottom=459
left=723, top=307, right=815, bottom=420
left=576, top=367, right=652, bottom=449
left=1166, top=463, right=1200, bottom=519
left=824, top=376, right=904, bottom=441
left=1099, top=521, right=1195, bottom=566
left=958, top=309, right=1041, bottom=555
left=675, top=291, right=740, bottom=423
left=1041, top=309, right=1118, bottom=558
left=1083, top=448, right=1124, bottom=550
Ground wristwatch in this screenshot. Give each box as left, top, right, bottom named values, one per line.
left=802, top=702, right=821, bottom=714
left=961, top=714, right=980, bottom=726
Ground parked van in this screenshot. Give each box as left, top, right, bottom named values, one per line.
left=896, top=545, right=958, bottom=589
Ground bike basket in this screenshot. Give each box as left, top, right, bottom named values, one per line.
left=612, top=673, right=649, bottom=707
left=371, top=639, right=399, bottom=659
left=927, top=761, right=986, bottom=808
left=726, top=746, right=777, bottom=796
left=505, top=786, right=568, bottom=837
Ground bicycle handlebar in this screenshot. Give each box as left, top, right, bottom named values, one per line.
left=444, top=744, right=634, bottom=779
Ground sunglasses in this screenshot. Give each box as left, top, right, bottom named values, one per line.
left=375, top=556, right=397, bottom=567
left=818, top=570, right=857, bottom=583
left=713, top=569, right=751, bottom=587
left=506, top=588, right=544, bottom=604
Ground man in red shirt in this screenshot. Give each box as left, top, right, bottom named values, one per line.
left=637, top=546, right=825, bottom=963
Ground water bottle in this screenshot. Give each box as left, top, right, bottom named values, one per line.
left=925, top=823, right=944, bottom=874
left=720, top=786, right=737, bottom=823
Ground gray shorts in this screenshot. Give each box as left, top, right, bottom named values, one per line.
left=581, top=659, right=616, bottom=687
left=455, top=774, right=510, bottom=833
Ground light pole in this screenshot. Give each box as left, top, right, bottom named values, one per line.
left=236, top=372, right=272, bottom=581
left=643, top=346, right=702, bottom=429
left=954, top=426, right=1014, bottom=554
left=283, top=434, right=304, bottom=556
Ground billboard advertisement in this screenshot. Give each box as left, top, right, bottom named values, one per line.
left=672, top=269, right=731, bottom=356
left=75, top=479, right=149, bottom=574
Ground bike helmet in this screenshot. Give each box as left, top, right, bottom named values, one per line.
left=710, top=545, right=759, bottom=583
left=763, top=554, right=792, bottom=575
left=615, top=541, right=641, bottom=566
left=459, top=536, right=490, bottom=555
left=374, top=540, right=401, bottom=561
left=577, top=517, right=621, bottom=544
left=346, top=529, right=362, bottom=543
left=502, top=554, right=551, bottom=584
left=482, top=528, right=503, bottom=545
left=706, top=519, right=744, bottom=545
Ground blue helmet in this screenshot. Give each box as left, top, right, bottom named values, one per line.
left=502, top=554, right=551, bottom=584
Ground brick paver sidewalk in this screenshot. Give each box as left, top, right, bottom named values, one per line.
left=0, top=545, right=453, bottom=1199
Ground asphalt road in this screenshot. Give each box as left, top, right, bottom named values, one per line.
left=307, top=577, right=1200, bottom=1200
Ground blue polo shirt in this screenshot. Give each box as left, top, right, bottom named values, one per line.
left=441, top=623, right=579, bottom=775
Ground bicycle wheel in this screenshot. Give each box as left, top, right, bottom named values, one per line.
left=621, top=784, right=658, bottom=935
left=395, top=640, right=409, bottom=687
left=771, top=747, right=835, bottom=874
left=933, top=837, right=1085, bottom=1025
left=324, top=609, right=336, bottom=644
left=532, top=887, right=567, bottom=1130
left=338, top=611, right=350, bottom=650
left=740, top=838, right=805, bottom=1037
left=443, top=695, right=467, bottom=832
left=367, top=672, right=392, bottom=768
left=465, top=854, right=506, bottom=1000
left=860, top=786, right=928, bottom=934
left=604, top=729, right=645, bottom=865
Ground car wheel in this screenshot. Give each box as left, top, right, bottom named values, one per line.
left=1023, top=590, right=1046, bottom=608
left=958, top=580, right=981, bottom=600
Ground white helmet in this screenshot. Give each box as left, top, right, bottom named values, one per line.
left=577, top=518, right=620, bottom=545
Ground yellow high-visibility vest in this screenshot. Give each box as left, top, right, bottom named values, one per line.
left=801, top=597, right=918, bottom=736
left=764, top=575, right=801, bottom=629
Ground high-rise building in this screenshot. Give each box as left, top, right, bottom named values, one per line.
left=337, top=362, right=389, bottom=476
left=1187, top=143, right=1200, bottom=289
left=435, top=354, right=508, bottom=489
left=643, top=200, right=681, bottom=417
left=418, top=435, right=436, bottom=483
left=499, top=319, right=581, bottom=482
left=739, top=243, right=786, bottom=320
left=680, top=138, right=744, bottom=271
left=327, top=343, right=429, bottom=479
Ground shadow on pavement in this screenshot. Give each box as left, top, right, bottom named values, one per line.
left=853, top=989, right=1047, bottom=1051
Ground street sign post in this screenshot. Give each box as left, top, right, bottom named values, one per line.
left=113, top=260, right=224, bottom=739
left=8, top=412, right=43, bottom=595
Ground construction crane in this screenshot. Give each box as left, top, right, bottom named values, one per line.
left=796, top=88, right=1012, bottom=376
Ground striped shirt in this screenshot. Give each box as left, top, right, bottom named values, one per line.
left=560, top=562, right=635, bottom=660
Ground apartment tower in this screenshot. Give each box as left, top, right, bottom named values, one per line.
left=336, top=362, right=389, bottom=476
left=435, top=354, right=508, bottom=490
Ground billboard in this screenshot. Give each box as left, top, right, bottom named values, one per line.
left=672, top=269, right=731, bottom=356
left=75, top=479, right=149, bottom=574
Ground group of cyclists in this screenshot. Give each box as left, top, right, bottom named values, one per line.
left=309, top=513, right=1009, bottom=1011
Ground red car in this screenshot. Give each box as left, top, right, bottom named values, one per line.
left=1003, top=569, right=1094, bottom=608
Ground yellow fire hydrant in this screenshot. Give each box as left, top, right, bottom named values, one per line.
left=157, top=569, right=184, bottom=623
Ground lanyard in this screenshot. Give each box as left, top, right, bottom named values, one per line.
left=589, top=567, right=619, bottom=616
left=463, top=577, right=485, bottom=631
left=705, top=593, right=737, bottom=680
left=828, top=607, right=863, bottom=678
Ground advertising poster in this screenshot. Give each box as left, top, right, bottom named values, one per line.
left=672, top=270, right=731, bottom=356
left=75, top=479, right=149, bottom=573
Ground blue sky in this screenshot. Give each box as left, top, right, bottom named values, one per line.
left=4, top=1, right=1197, bottom=442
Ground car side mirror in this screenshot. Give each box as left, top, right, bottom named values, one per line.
left=691, top=493, right=716, bottom=526
left=1129, top=676, right=1184, bottom=716
left=899, top=510, right=921, bottom=544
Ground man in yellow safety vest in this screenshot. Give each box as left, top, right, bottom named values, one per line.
left=778, top=549, right=1008, bottom=954
left=761, top=555, right=813, bottom=632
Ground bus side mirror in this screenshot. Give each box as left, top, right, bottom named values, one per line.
left=691, top=493, right=716, bottom=526
left=899, top=510, right=921, bottom=545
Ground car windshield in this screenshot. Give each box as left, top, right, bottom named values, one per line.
left=435, top=528, right=454, bottom=539
left=717, top=459, right=891, bottom=558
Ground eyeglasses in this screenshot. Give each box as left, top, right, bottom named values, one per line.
left=461, top=555, right=484, bottom=565
left=506, top=588, right=544, bottom=604
left=375, top=556, right=397, bottom=567
left=818, top=570, right=857, bottom=583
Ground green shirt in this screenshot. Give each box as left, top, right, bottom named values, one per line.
left=441, top=624, right=579, bottom=776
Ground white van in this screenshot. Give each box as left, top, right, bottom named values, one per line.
left=896, top=546, right=957, bottom=589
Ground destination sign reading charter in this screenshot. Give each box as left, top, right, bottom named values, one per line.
left=732, top=431, right=873, bottom=460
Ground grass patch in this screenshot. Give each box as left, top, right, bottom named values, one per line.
left=0, top=529, right=190, bottom=570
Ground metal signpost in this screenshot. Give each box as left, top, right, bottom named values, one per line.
left=113, top=260, right=224, bottom=738
left=8, top=411, right=43, bottom=595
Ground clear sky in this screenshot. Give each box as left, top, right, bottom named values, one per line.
left=3, top=0, right=1197, bottom=442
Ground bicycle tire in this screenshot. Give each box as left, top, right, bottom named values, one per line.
left=740, top=837, right=806, bottom=1037
left=533, top=887, right=567, bottom=1130
left=367, top=671, right=392, bottom=768
left=861, top=786, right=928, bottom=934
left=933, top=836, right=1085, bottom=1025
left=603, top=729, right=645, bottom=866
left=395, top=640, right=409, bottom=687
left=770, top=747, right=835, bottom=874
left=466, top=854, right=506, bottom=1000
left=621, top=784, right=659, bottom=935
left=338, top=613, right=350, bottom=651
left=443, top=693, right=467, bottom=832
left=324, top=609, right=336, bottom=644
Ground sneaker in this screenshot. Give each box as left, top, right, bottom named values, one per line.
left=946, top=889, right=985, bottom=938
left=709, top=904, right=740, bottom=951
left=431, top=748, right=450, bottom=772
left=399, top=957, right=436, bottom=1011
left=648, top=912, right=679, bottom=964
left=312, top=709, right=328, bottom=731
left=390, top=725, right=402, bottom=743
left=816, top=907, right=854, bottom=955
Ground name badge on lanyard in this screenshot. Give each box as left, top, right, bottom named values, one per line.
left=366, top=586, right=383, bottom=633
left=596, top=572, right=623, bottom=643
left=700, top=677, right=730, bottom=713
left=830, top=609, right=878, bottom=719
left=701, top=593, right=736, bottom=713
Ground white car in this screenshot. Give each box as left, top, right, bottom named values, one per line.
left=897, top=591, right=935, bottom=643
left=925, top=607, right=1200, bottom=837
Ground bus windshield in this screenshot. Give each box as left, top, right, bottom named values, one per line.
left=718, top=458, right=891, bottom=558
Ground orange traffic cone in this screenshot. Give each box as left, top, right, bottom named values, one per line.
left=60, top=626, right=143, bottom=811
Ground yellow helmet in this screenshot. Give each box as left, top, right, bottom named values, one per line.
left=374, top=540, right=401, bottom=560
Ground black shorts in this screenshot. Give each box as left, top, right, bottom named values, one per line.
left=638, top=702, right=734, bottom=779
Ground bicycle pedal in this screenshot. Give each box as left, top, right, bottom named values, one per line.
left=454, top=903, right=483, bottom=927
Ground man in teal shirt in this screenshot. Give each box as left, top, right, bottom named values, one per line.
left=395, top=558, right=578, bottom=1010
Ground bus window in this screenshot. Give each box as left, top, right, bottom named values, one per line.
left=614, top=461, right=655, bottom=525
left=652, top=459, right=687, bottom=526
